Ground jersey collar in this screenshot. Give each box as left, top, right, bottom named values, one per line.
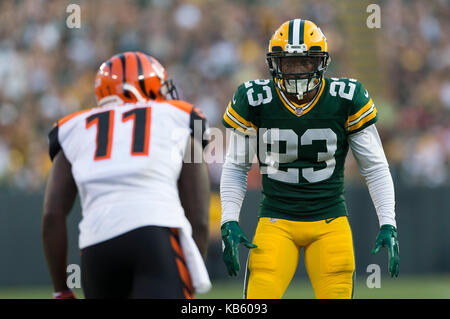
left=274, top=78, right=325, bottom=117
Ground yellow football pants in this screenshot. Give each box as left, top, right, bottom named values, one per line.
left=245, top=216, right=355, bottom=299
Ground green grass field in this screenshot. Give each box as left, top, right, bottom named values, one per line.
left=1, top=275, right=449, bottom=299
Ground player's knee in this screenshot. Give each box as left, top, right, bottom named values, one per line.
left=326, top=255, right=355, bottom=275
left=247, top=271, right=283, bottom=298
left=314, top=265, right=355, bottom=299
left=315, top=280, right=353, bottom=299
left=322, top=241, right=355, bottom=275
left=248, top=253, right=282, bottom=297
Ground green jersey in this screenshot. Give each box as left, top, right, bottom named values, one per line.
left=222, top=77, right=378, bottom=221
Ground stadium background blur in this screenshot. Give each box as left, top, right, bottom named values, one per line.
left=0, top=0, right=449, bottom=298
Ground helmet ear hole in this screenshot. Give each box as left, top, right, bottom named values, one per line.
left=149, top=91, right=156, bottom=100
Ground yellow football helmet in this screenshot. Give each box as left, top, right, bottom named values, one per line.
left=267, top=19, right=330, bottom=99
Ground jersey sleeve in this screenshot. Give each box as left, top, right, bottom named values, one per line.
left=346, top=80, right=378, bottom=134
left=47, top=108, right=92, bottom=162
left=222, top=83, right=257, bottom=135
left=190, top=106, right=210, bottom=149
left=48, top=124, right=61, bottom=161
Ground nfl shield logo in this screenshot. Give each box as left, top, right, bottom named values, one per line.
left=295, top=107, right=303, bottom=116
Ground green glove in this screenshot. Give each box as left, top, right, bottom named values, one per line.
left=221, top=221, right=257, bottom=276
left=372, top=224, right=400, bottom=278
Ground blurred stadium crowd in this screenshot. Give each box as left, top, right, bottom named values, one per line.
left=0, top=0, right=449, bottom=190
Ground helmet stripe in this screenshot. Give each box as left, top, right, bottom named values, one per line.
left=106, top=60, right=112, bottom=73
left=138, top=52, right=158, bottom=99
left=134, top=52, right=149, bottom=98
left=291, top=19, right=305, bottom=46
left=292, top=19, right=300, bottom=45
left=104, top=60, right=113, bottom=96
left=118, top=53, right=126, bottom=82
left=299, top=19, right=305, bottom=44
left=111, top=57, right=123, bottom=86
left=288, top=20, right=293, bottom=44
left=118, top=53, right=131, bottom=98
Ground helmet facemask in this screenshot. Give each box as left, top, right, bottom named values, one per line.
left=267, top=47, right=329, bottom=100
left=160, top=79, right=179, bottom=100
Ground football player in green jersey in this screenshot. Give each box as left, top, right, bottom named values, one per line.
left=220, top=19, right=399, bottom=299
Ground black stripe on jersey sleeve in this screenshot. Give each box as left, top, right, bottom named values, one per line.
left=48, top=125, right=61, bottom=161
left=190, top=107, right=210, bottom=149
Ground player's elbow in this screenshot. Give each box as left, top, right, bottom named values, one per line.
left=196, top=218, right=209, bottom=237
left=42, top=209, right=63, bottom=228
left=191, top=206, right=209, bottom=236
left=42, top=212, right=63, bottom=245
left=359, top=162, right=390, bottom=179
left=222, top=160, right=252, bottom=173
left=42, top=201, right=67, bottom=232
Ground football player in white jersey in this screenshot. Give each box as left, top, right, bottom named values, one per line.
left=42, top=52, right=211, bottom=299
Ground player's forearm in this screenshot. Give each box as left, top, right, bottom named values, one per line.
left=42, top=151, right=77, bottom=292
left=179, top=161, right=210, bottom=259
left=364, top=167, right=396, bottom=227
left=348, top=125, right=396, bottom=227
left=220, top=161, right=250, bottom=224
left=179, top=138, right=210, bottom=259
left=42, top=213, right=69, bottom=292
left=220, top=130, right=256, bottom=225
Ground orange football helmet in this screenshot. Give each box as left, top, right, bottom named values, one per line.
left=95, top=51, right=178, bottom=106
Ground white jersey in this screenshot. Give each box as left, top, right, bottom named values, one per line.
left=49, top=99, right=206, bottom=249
left=49, top=99, right=211, bottom=293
